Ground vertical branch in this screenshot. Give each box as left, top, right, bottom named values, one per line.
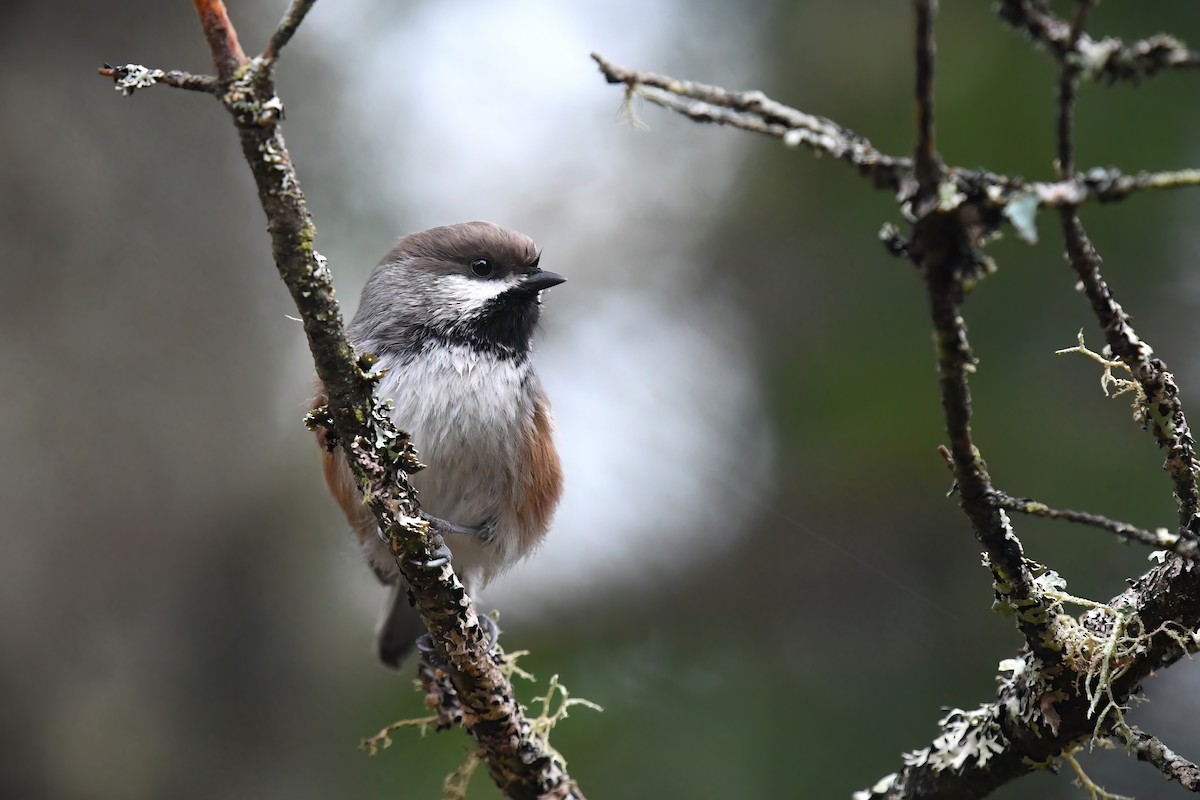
left=1054, top=1, right=1094, bottom=177
left=907, top=0, right=1059, bottom=663
left=914, top=0, right=941, bottom=191
left=919, top=214, right=1056, bottom=660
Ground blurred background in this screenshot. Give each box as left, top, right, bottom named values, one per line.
left=4, top=1, right=1200, bottom=797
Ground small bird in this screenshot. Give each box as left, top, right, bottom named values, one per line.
left=314, top=221, right=565, bottom=667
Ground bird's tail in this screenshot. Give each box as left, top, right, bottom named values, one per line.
left=375, top=583, right=426, bottom=668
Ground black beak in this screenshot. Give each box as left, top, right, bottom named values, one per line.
left=520, top=270, right=566, bottom=292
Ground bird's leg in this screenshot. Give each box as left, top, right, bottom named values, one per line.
left=375, top=513, right=486, bottom=570
left=422, top=512, right=496, bottom=544
left=406, top=513, right=491, bottom=569
left=422, top=513, right=486, bottom=539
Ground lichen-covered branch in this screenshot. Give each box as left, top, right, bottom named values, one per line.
left=903, top=0, right=1058, bottom=668
left=589, top=54, right=1200, bottom=241
left=1042, top=4, right=1200, bottom=545
left=1119, top=725, right=1200, bottom=792
left=1059, top=213, right=1200, bottom=541
left=591, top=52, right=912, bottom=192
left=856, top=557, right=1200, bottom=799
left=97, top=64, right=218, bottom=95
left=998, top=0, right=1200, bottom=83
left=101, top=2, right=584, bottom=798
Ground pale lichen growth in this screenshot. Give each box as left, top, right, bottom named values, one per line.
left=359, top=714, right=440, bottom=756
left=1061, top=750, right=1133, bottom=800
left=441, top=751, right=482, bottom=800
left=937, top=180, right=967, bottom=212
left=112, top=64, right=165, bottom=96
left=1056, top=330, right=1146, bottom=422
left=1001, top=189, right=1040, bottom=244
left=526, top=672, right=603, bottom=768
left=1072, top=37, right=1123, bottom=83
left=873, top=566, right=1193, bottom=797
left=616, top=85, right=648, bottom=131
left=852, top=771, right=898, bottom=800
left=902, top=704, right=1007, bottom=772
left=983, top=553, right=1058, bottom=634
left=360, top=643, right=600, bottom=800
left=1039, top=582, right=1192, bottom=745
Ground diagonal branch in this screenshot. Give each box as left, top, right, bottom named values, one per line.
left=1118, top=725, right=1200, bottom=792
left=590, top=54, right=1200, bottom=227
left=1045, top=5, right=1200, bottom=545
left=262, top=0, right=318, bottom=65
left=1059, top=213, right=1200, bottom=541
left=591, top=53, right=912, bottom=192
left=856, top=555, right=1200, bottom=799
left=101, top=2, right=584, bottom=798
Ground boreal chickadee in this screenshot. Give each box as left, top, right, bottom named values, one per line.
left=314, top=221, right=564, bottom=666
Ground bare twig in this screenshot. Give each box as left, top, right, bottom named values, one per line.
left=998, top=0, right=1200, bottom=83
left=262, top=0, right=318, bottom=65
left=993, top=491, right=1197, bottom=556
left=192, top=0, right=246, bottom=79
left=101, top=2, right=584, bottom=798
left=1118, top=725, right=1200, bottom=792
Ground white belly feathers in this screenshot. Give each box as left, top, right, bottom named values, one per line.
left=373, top=344, right=534, bottom=585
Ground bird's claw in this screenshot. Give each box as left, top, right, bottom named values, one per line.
left=409, top=535, right=453, bottom=570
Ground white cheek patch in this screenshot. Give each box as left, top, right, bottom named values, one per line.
left=427, top=273, right=522, bottom=324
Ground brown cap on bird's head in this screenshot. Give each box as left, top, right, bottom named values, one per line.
left=351, top=221, right=565, bottom=357
left=385, top=221, right=541, bottom=276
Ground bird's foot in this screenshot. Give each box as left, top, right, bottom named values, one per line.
left=421, top=512, right=494, bottom=543
left=409, top=534, right=453, bottom=570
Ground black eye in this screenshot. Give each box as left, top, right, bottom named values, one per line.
left=470, top=258, right=493, bottom=277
